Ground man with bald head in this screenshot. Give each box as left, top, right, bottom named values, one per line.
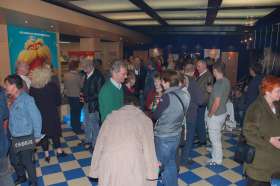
left=195, top=60, right=213, bottom=146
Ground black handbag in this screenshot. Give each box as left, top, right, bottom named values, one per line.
left=11, top=134, right=35, bottom=153
left=234, top=134, right=255, bottom=164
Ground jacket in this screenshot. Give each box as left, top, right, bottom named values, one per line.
left=153, top=87, right=190, bottom=137
left=244, top=75, right=263, bottom=110
left=196, top=70, right=213, bottom=105
left=243, top=96, right=280, bottom=182
left=82, top=69, right=105, bottom=113
left=9, top=92, right=42, bottom=139
left=0, top=88, right=9, bottom=158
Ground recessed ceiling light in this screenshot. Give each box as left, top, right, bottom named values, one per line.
left=24, top=20, right=28, bottom=24
left=50, top=25, right=54, bottom=28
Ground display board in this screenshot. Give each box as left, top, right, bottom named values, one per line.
left=7, top=25, right=58, bottom=73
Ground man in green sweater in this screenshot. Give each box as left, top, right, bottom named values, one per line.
left=99, top=60, right=127, bottom=122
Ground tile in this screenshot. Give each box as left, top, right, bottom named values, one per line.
left=70, top=146, right=85, bottom=153
left=235, top=179, right=247, bottom=186
left=189, top=180, right=212, bottom=186
left=60, top=160, right=80, bottom=171
left=49, top=182, right=68, bottom=186
left=224, top=149, right=235, bottom=158
left=220, top=170, right=243, bottom=183
left=232, top=165, right=244, bottom=175
left=192, top=155, right=208, bottom=165
left=57, top=154, right=76, bottom=163
left=64, top=135, right=79, bottom=141
left=41, top=164, right=61, bottom=175
left=82, top=166, right=91, bottom=176
left=179, top=171, right=202, bottom=184
left=67, top=177, right=91, bottom=186
left=43, top=173, right=66, bottom=185
left=36, top=167, right=42, bottom=177
left=78, top=157, right=92, bottom=167
left=178, top=178, right=188, bottom=186
left=74, top=151, right=91, bottom=160
left=66, top=140, right=81, bottom=147
left=223, top=158, right=239, bottom=169
left=194, top=146, right=209, bottom=155
left=206, top=164, right=228, bottom=174
left=192, top=167, right=215, bottom=179
left=64, top=168, right=86, bottom=180
left=206, top=175, right=232, bottom=186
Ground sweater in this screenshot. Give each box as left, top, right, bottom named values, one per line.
left=98, top=80, right=124, bottom=122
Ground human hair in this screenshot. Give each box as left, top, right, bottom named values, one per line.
left=197, top=59, right=207, bottom=65
left=161, top=70, right=180, bottom=87
left=213, top=62, right=225, bottom=75
left=68, top=60, right=79, bottom=71
left=124, top=96, right=140, bottom=106
left=153, top=72, right=161, bottom=80
left=4, top=74, right=23, bottom=89
left=260, top=75, right=280, bottom=95
left=124, top=71, right=136, bottom=84
left=250, top=63, right=262, bottom=75
left=110, top=60, right=126, bottom=74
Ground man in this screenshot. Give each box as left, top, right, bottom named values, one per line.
left=181, top=63, right=204, bottom=167
left=5, top=74, right=42, bottom=186
left=206, top=63, right=230, bottom=165
left=153, top=70, right=190, bottom=186
left=16, top=61, right=31, bottom=91
left=98, top=60, right=127, bottom=122
left=195, top=60, right=213, bottom=146
left=81, top=59, right=105, bottom=151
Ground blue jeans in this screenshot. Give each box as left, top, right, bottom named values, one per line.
left=195, top=106, right=207, bottom=144
left=155, top=135, right=180, bottom=186
left=0, top=157, right=13, bottom=186
left=83, top=104, right=100, bottom=147
left=181, top=122, right=196, bottom=162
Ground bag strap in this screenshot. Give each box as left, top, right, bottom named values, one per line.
left=169, top=92, right=186, bottom=114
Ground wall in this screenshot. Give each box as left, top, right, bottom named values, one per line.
left=0, top=24, right=10, bottom=82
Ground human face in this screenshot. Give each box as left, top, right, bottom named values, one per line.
left=196, top=61, right=206, bottom=74
left=266, top=87, right=280, bottom=102
left=154, top=78, right=161, bottom=89
left=112, top=67, right=127, bottom=84
left=161, top=79, right=170, bottom=90
left=4, top=81, right=18, bottom=97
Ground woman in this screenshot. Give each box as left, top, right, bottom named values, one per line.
left=89, top=104, right=159, bottom=186
left=5, top=75, right=42, bottom=186
left=123, top=71, right=138, bottom=101
left=63, top=60, right=83, bottom=134
left=152, top=70, right=190, bottom=186
left=243, top=75, right=280, bottom=185
left=30, top=66, right=66, bottom=163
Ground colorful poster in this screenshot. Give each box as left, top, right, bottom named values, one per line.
left=7, top=25, right=58, bottom=73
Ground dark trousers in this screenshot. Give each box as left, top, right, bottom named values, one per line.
left=195, top=106, right=207, bottom=144
left=68, top=97, right=82, bottom=132
left=9, top=148, right=37, bottom=185
left=41, top=135, right=61, bottom=151
left=181, top=122, right=196, bottom=162
left=246, top=177, right=270, bottom=186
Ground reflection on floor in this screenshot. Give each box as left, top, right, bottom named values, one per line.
left=16, top=124, right=246, bottom=186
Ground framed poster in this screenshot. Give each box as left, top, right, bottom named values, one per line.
left=7, top=25, right=58, bottom=73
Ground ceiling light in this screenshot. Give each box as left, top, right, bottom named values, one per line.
left=50, top=25, right=54, bottom=28
left=24, top=20, right=28, bottom=24
left=59, top=41, right=71, bottom=44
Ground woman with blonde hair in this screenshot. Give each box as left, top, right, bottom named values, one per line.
left=30, top=66, right=67, bottom=163
left=243, top=75, right=280, bottom=186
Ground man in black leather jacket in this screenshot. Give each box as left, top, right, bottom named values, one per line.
left=80, top=59, right=105, bottom=151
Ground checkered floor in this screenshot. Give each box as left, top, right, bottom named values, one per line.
left=16, top=124, right=246, bottom=186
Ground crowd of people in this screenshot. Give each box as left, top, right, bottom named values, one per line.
left=0, top=55, right=279, bottom=186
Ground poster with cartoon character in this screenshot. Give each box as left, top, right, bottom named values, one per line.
left=7, top=25, right=58, bottom=73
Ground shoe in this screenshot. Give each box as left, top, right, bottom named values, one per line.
left=15, top=176, right=27, bottom=185
left=57, top=151, right=68, bottom=158
left=197, top=142, right=207, bottom=147
left=45, top=156, right=50, bottom=163
left=206, top=160, right=222, bottom=166
left=28, top=181, right=38, bottom=186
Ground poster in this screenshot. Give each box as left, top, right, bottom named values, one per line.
left=7, top=25, right=58, bottom=73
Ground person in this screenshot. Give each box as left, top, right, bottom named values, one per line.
left=80, top=59, right=105, bottom=151
left=5, top=74, right=42, bottom=186
left=243, top=76, right=280, bottom=186
left=98, top=60, right=127, bottom=122
left=0, top=85, right=13, bottom=186
left=89, top=104, right=159, bottom=186
left=181, top=63, right=204, bottom=167
left=195, top=59, right=214, bottom=146
left=16, top=60, right=31, bottom=91
left=30, top=67, right=66, bottom=163
left=244, top=63, right=263, bottom=110
left=232, top=87, right=246, bottom=126
left=123, top=71, right=138, bottom=102
left=206, top=63, right=230, bottom=165
left=152, top=70, right=190, bottom=186
left=63, top=60, right=83, bottom=134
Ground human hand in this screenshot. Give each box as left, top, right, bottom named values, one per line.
left=270, top=137, right=280, bottom=149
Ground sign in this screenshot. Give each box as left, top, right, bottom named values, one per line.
left=7, top=25, right=58, bottom=73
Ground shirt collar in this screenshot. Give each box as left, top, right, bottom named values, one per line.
left=86, top=69, right=94, bottom=79
left=110, top=78, right=122, bottom=90
left=199, top=69, right=208, bottom=77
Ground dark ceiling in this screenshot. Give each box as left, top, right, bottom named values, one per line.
left=43, top=0, right=280, bottom=38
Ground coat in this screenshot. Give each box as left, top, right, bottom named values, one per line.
left=89, top=105, right=158, bottom=186
left=243, top=96, right=280, bottom=182
left=30, top=67, right=61, bottom=137
left=196, top=70, right=214, bottom=105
